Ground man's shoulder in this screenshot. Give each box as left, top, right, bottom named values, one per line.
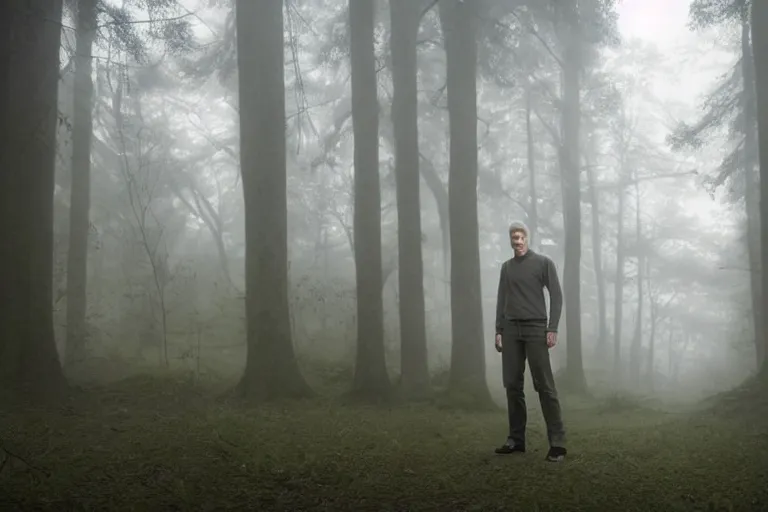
left=531, top=251, right=555, bottom=266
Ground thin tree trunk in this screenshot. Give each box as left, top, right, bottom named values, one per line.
left=585, top=134, right=607, bottom=364
left=629, top=176, right=644, bottom=386
left=235, top=0, right=311, bottom=401
left=349, top=0, right=391, bottom=400
left=740, top=9, right=763, bottom=370
left=439, top=0, right=492, bottom=404
left=391, top=0, right=430, bottom=398
left=559, top=5, right=586, bottom=392
left=525, top=85, right=538, bottom=248
left=752, top=0, right=768, bottom=378
left=0, top=0, right=67, bottom=398
left=65, top=0, right=98, bottom=367
left=646, top=258, right=656, bottom=393
left=612, top=168, right=626, bottom=385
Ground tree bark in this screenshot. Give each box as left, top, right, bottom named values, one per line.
left=349, top=0, right=391, bottom=400
left=439, top=0, right=492, bottom=404
left=612, top=169, right=626, bottom=385
left=525, top=85, right=539, bottom=248
left=0, top=0, right=67, bottom=398
left=629, top=177, right=644, bottom=386
left=235, top=0, right=311, bottom=401
left=739, top=9, right=763, bottom=370
left=585, top=136, right=608, bottom=363
left=558, top=4, right=586, bottom=392
left=646, top=258, right=656, bottom=392
left=390, top=0, right=430, bottom=398
left=751, top=0, right=768, bottom=378
left=65, top=0, right=99, bottom=366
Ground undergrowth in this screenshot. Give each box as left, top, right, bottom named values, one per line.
left=1, top=371, right=767, bottom=511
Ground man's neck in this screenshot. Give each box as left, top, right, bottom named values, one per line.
left=513, top=248, right=532, bottom=259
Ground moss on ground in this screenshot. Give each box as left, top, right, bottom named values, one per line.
left=1, top=373, right=766, bottom=511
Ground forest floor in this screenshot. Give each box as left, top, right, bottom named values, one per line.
left=1, top=370, right=767, bottom=511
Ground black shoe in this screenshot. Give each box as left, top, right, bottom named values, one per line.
left=545, top=446, right=567, bottom=462
left=495, top=442, right=525, bottom=454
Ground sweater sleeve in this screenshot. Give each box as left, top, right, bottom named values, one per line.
left=543, top=257, right=563, bottom=332
left=495, top=262, right=506, bottom=335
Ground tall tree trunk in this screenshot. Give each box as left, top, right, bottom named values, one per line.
left=0, top=0, right=67, bottom=397
left=646, top=258, right=656, bottom=393
left=235, top=0, right=311, bottom=401
left=349, top=0, right=391, bottom=399
left=391, top=0, right=430, bottom=398
left=613, top=170, right=626, bottom=385
left=740, top=9, right=763, bottom=370
left=752, top=0, right=768, bottom=378
left=666, top=325, right=675, bottom=383
left=525, top=85, right=539, bottom=248
left=585, top=133, right=607, bottom=364
left=629, top=177, right=644, bottom=386
left=559, top=6, right=586, bottom=392
left=65, top=0, right=99, bottom=366
left=439, top=0, right=492, bottom=403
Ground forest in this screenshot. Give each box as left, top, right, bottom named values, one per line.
left=1, top=0, right=767, bottom=509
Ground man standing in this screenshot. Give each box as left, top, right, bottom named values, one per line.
left=494, top=221, right=567, bottom=462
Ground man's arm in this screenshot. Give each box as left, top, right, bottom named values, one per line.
left=495, top=262, right=506, bottom=335
left=543, top=257, right=563, bottom=332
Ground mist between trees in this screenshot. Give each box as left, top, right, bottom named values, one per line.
left=1, top=0, right=768, bottom=508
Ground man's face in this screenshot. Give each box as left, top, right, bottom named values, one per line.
left=510, top=230, right=528, bottom=256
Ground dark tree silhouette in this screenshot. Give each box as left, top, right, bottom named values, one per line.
left=235, top=0, right=311, bottom=400
left=439, top=0, right=492, bottom=404
left=751, top=0, right=768, bottom=377
left=0, top=0, right=68, bottom=397
left=390, top=0, right=430, bottom=398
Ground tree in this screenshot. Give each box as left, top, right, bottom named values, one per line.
left=555, top=0, right=587, bottom=392
left=674, top=0, right=763, bottom=368
left=439, top=0, right=492, bottom=404
left=0, top=0, right=67, bottom=396
left=235, top=0, right=311, bottom=400
left=64, top=0, right=193, bottom=366
left=752, top=0, right=768, bottom=377
left=65, top=0, right=98, bottom=366
left=476, top=0, right=618, bottom=391
left=390, top=0, right=430, bottom=398
left=349, top=0, right=391, bottom=400
left=583, top=122, right=609, bottom=362
left=609, top=102, right=631, bottom=384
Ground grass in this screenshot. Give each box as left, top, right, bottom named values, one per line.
left=1, top=372, right=767, bottom=511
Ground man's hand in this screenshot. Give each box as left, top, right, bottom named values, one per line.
left=495, top=334, right=503, bottom=353
left=546, top=331, right=557, bottom=348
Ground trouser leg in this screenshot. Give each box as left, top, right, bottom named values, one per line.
left=525, top=327, right=566, bottom=448
left=502, top=324, right=527, bottom=446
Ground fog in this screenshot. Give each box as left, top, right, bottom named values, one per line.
left=49, top=0, right=758, bottom=403
left=2, top=0, right=767, bottom=509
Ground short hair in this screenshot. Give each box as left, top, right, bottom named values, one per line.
left=508, top=221, right=529, bottom=238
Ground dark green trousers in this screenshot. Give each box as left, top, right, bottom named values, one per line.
left=501, top=318, right=566, bottom=448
